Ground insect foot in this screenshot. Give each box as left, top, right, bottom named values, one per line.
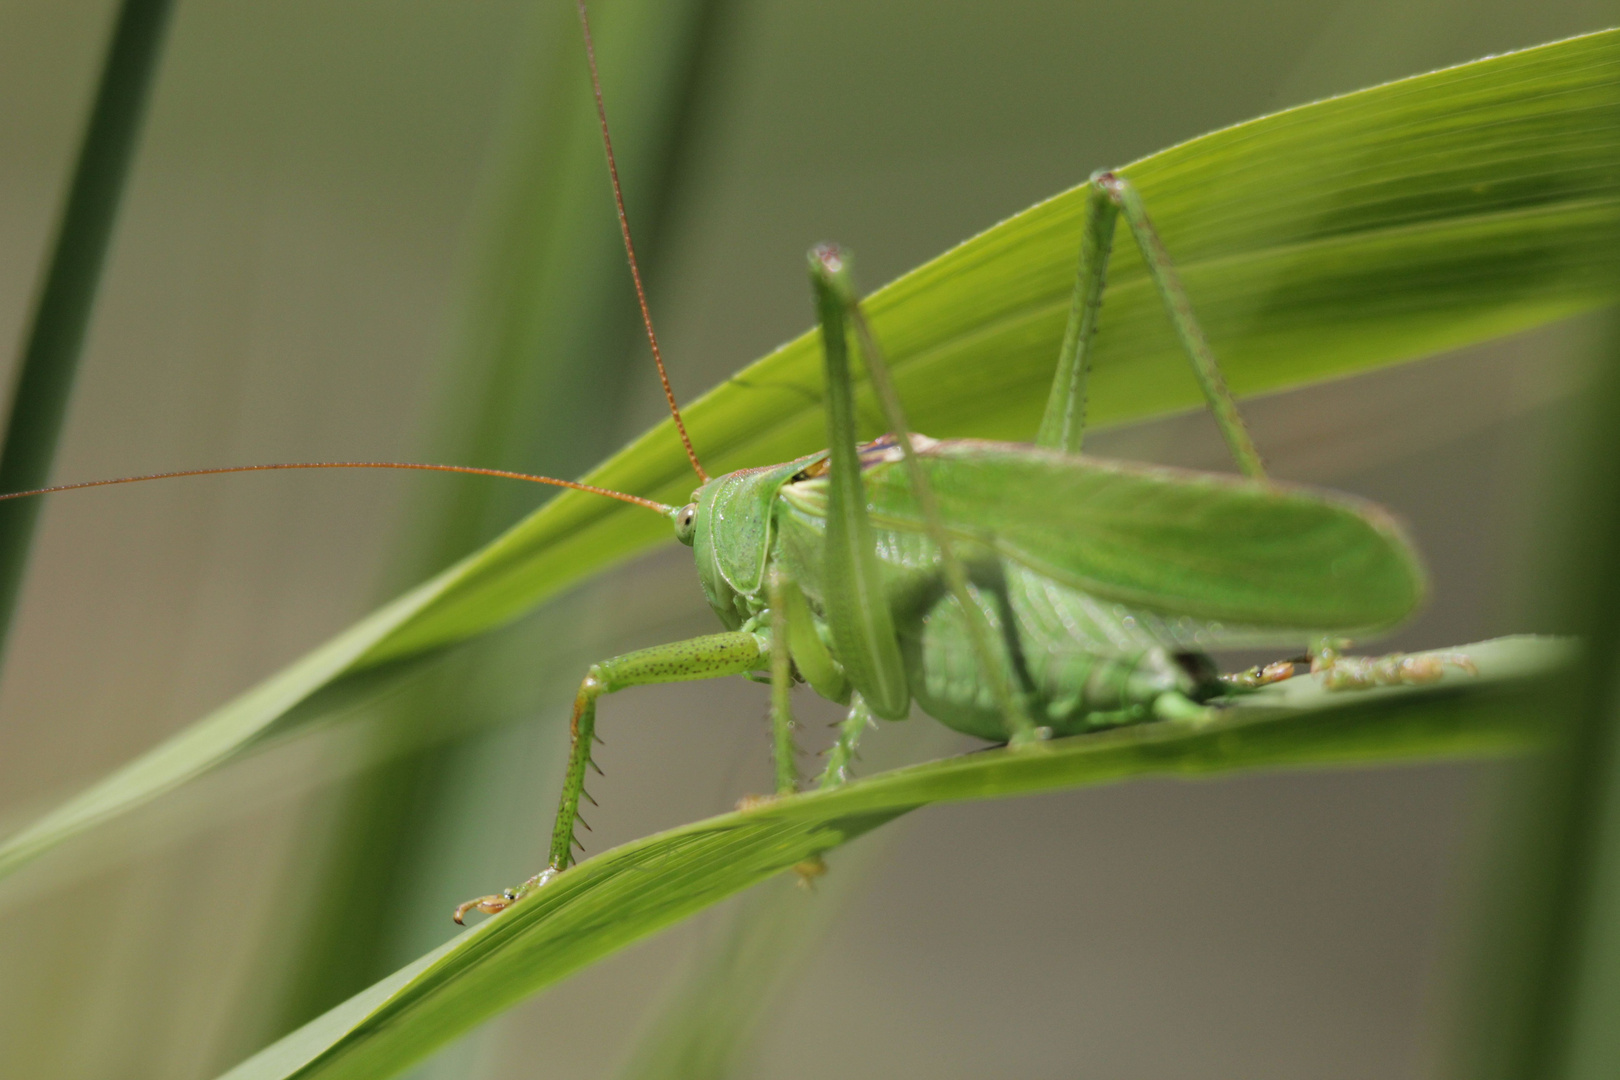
left=793, top=855, right=828, bottom=889
left=1312, top=650, right=1477, bottom=691
left=1220, top=659, right=1299, bottom=690
left=452, top=867, right=560, bottom=924
left=452, top=888, right=519, bottom=925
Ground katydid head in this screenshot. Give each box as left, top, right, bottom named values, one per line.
left=681, top=455, right=823, bottom=629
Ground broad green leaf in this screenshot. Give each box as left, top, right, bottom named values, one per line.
left=1, top=32, right=1614, bottom=878
left=213, top=636, right=1570, bottom=1080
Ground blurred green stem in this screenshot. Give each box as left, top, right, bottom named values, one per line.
left=0, top=0, right=174, bottom=666
left=255, top=0, right=736, bottom=1055
left=1457, top=310, right=1620, bottom=1079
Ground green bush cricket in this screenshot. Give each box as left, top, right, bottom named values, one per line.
left=441, top=1, right=1466, bottom=923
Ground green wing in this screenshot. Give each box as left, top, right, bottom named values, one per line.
left=788, top=438, right=1427, bottom=634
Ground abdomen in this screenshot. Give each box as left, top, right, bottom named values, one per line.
left=899, top=563, right=1209, bottom=740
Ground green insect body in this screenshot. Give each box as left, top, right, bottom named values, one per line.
left=450, top=156, right=1437, bottom=923
left=685, top=437, right=1424, bottom=744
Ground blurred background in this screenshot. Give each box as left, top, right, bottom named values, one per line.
left=0, top=0, right=1613, bottom=1077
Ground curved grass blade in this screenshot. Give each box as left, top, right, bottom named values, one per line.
left=213, top=636, right=1570, bottom=1080
left=1, top=32, right=1615, bottom=880
left=367, top=29, right=1620, bottom=661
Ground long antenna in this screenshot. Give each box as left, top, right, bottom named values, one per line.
left=576, top=0, right=708, bottom=483
left=0, top=461, right=673, bottom=514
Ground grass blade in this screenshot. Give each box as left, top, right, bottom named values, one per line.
left=364, top=28, right=1620, bottom=663
left=212, top=636, right=1568, bottom=1080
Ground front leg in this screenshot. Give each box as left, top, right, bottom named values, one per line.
left=767, top=569, right=799, bottom=796
left=454, top=630, right=767, bottom=924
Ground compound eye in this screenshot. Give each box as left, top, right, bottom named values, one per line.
left=673, top=503, right=698, bottom=545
